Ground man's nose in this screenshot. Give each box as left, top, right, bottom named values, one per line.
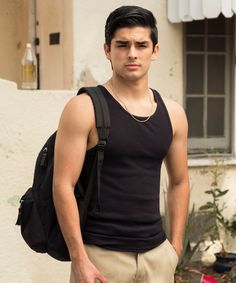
left=128, top=46, right=137, bottom=60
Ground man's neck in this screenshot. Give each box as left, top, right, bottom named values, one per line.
left=106, top=76, right=150, bottom=100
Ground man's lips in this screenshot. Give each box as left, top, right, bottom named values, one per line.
left=125, top=63, right=140, bottom=66
left=125, top=64, right=140, bottom=69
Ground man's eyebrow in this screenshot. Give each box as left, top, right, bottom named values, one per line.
left=114, top=40, right=129, bottom=44
left=136, top=41, right=149, bottom=44
left=114, top=40, right=149, bottom=44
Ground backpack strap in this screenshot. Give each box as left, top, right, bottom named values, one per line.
left=77, top=86, right=110, bottom=140
left=77, top=86, right=110, bottom=225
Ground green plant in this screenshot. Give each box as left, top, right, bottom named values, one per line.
left=174, top=205, right=204, bottom=283
left=199, top=161, right=235, bottom=253
left=229, top=215, right=236, bottom=236
left=178, top=205, right=202, bottom=267
left=163, top=187, right=201, bottom=270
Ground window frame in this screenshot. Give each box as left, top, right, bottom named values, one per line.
left=184, top=16, right=235, bottom=155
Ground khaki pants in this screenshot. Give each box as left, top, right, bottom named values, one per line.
left=70, top=239, right=178, bottom=283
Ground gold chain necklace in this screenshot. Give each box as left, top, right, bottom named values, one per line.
left=110, top=86, right=154, bottom=123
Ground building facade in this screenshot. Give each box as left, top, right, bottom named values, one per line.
left=0, top=1, right=235, bottom=282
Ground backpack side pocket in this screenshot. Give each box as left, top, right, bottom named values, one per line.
left=17, top=188, right=47, bottom=253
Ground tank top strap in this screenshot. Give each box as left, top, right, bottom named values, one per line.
left=152, top=89, right=173, bottom=137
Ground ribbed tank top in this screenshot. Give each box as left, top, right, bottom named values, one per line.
left=80, top=85, right=173, bottom=252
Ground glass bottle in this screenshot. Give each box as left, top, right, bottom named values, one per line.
left=21, top=43, right=37, bottom=90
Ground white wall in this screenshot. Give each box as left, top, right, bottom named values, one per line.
left=0, top=80, right=73, bottom=282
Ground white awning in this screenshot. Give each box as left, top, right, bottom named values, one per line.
left=168, top=0, right=236, bottom=23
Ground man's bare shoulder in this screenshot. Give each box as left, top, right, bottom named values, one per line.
left=161, top=96, right=184, bottom=115
left=161, top=96, right=188, bottom=134
left=64, top=93, right=94, bottom=113
left=58, top=93, right=95, bottom=134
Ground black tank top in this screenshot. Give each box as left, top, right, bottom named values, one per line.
left=81, top=85, right=173, bottom=252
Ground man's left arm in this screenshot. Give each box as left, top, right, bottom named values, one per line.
left=164, top=102, right=190, bottom=257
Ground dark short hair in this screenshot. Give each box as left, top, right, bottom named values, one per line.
left=105, top=6, right=158, bottom=48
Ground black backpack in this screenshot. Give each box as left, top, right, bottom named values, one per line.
left=16, top=86, right=110, bottom=261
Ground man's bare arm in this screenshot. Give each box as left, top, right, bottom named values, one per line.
left=53, top=94, right=107, bottom=283
left=164, top=100, right=190, bottom=257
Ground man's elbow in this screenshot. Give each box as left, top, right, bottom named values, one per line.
left=52, top=178, right=74, bottom=204
left=169, top=176, right=189, bottom=190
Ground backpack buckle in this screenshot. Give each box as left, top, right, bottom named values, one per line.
left=97, top=140, right=106, bottom=152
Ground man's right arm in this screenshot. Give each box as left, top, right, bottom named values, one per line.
left=53, top=94, right=107, bottom=283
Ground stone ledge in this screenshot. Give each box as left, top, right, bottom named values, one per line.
left=188, top=157, right=236, bottom=168
left=0, top=78, right=17, bottom=91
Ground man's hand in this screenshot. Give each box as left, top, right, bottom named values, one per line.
left=72, top=257, right=108, bottom=283
left=171, top=240, right=183, bottom=258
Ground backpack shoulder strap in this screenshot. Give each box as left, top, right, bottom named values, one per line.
left=76, top=86, right=110, bottom=223
left=77, top=86, right=110, bottom=141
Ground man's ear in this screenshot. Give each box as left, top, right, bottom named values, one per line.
left=104, top=43, right=111, bottom=60
left=151, top=44, right=160, bottom=61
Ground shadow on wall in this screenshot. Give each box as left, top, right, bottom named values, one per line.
left=79, top=68, right=98, bottom=87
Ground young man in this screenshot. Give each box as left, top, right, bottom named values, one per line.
left=53, top=5, right=189, bottom=283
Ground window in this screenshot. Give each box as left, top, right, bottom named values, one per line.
left=184, top=15, right=235, bottom=154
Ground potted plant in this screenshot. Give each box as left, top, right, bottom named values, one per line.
left=199, top=161, right=236, bottom=272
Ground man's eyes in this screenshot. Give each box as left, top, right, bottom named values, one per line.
left=117, top=44, right=128, bottom=47
left=137, top=44, right=147, bottom=48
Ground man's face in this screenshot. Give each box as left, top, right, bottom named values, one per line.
left=104, top=26, right=159, bottom=82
